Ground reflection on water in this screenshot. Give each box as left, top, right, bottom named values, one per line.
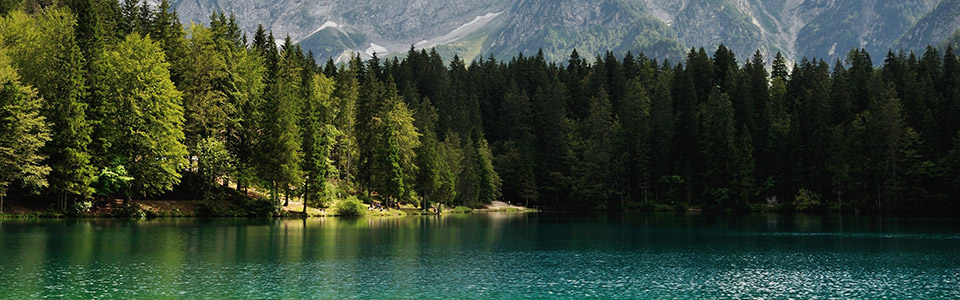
left=0, top=213, right=958, bottom=299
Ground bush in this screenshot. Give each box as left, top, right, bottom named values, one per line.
left=68, top=200, right=93, bottom=217
left=628, top=201, right=655, bottom=212
left=357, top=194, right=374, bottom=204
left=793, top=189, right=821, bottom=212
left=452, top=206, right=473, bottom=213
left=196, top=200, right=236, bottom=217
left=335, top=196, right=365, bottom=217
left=114, top=202, right=146, bottom=219
left=241, top=197, right=279, bottom=217
left=93, top=164, right=134, bottom=199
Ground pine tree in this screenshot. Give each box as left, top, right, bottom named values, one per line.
left=495, top=87, right=537, bottom=206
left=226, top=38, right=266, bottom=193
left=699, top=90, right=738, bottom=208
left=772, top=51, right=789, bottom=80
left=618, top=78, right=652, bottom=204
left=475, top=135, right=501, bottom=205
left=412, top=93, right=447, bottom=210
left=301, top=74, right=338, bottom=212
left=332, top=64, right=358, bottom=184
left=1, top=9, right=94, bottom=210
left=455, top=135, right=479, bottom=207
left=574, top=89, right=617, bottom=209
left=181, top=25, right=232, bottom=189
left=260, top=36, right=303, bottom=205
left=648, top=74, right=674, bottom=201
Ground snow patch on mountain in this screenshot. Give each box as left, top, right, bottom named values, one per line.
left=416, top=11, right=503, bottom=49
left=365, top=43, right=389, bottom=56
left=307, top=21, right=345, bottom=38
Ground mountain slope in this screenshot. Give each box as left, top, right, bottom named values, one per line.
left=169, top=0, right=957, bottom=63
left=897, top=0, right=960, bottom=51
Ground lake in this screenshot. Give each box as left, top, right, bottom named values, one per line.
left=0, top=213, right=958, bottom=299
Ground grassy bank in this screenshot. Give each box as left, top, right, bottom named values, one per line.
left=0, top=197, right=537, bottom=219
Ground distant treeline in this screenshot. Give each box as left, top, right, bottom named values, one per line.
left=1, top=0, right=960, bottom=214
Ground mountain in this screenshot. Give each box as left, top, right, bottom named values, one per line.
left=897, top=0, right=960, bottom=51
left=169, top=0, right=960, bottom=63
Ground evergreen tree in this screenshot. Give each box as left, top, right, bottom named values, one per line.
left=301, top=74, right=338, bottom=211
left=412, top=94, right=447, bottom=210
left=1, top=9, right=94, bottom=210
left=260, top=37, right=303, bottom=205
left=225, top=38, right=266, bottom=193
left=531, top=78, right=572, bottom=206
left=440, top=132, right=464, bottom=208
left=475, top=135, right=501, bottom=205
left=494, top=87, right=537, bottom=206
left=574, top=89, right=617, bottom=209
left=371, top=89, right=420, bottom=206
left=648, top=74, right=674, bottom=201
left=772, top=51, right=789, bottom=80
left=617, top=78, right=652, bottom=205
left=332, top=64, right=358, bottom=184
left=181, top=25, right=232, bottom=189
left=699, top=91, right=738, bottom=208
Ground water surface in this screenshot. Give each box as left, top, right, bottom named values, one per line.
left=0, top=213, right=957, bottom=299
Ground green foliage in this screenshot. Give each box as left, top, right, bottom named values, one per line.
left=4, top=4, right=960, bottom=216
left=92, top=164, right=133, bottom=198
left=181, top=25, right=231, bottom=152
left=301, top=74, right=339, bottom=210
left=259, top=36, right=303, bottom=201
left=793, top=188, right=822, bottom=212
left=0, top=8, right=95, bottom=209
left=195, top=137, right=234, bottom=189
left=94, top=33, right=187, bottom=197
left=69, top=200, right=92, bottom=216
left=334, top=196, right=365, bottom=217
left=114, top=202, right=146, bottom=219
left=0, top=0, right=20, bottom=16
left=0, top=48, right=50, bottom=205
left=451, top=206, right=472, bottom=213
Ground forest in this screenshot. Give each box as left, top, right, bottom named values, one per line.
left=2, top=0, right=960, bottom=216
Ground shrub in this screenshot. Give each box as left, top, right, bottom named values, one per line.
left=68, top=200, right=93, bottom=217
left=196, top=200, right=236, bottom=217
left=241, top=197, right=279, bottom=218
left=335, top=196, right=365, bottom=217
left=93, top=164, right=134, bottom=199
left=793, top=189, right=821, bottom=212
left=452, top=206, right=473, bottom=213
left=629, top=201, right=655, bottom=212
left=357, top=194, right=374, bottom=204
left=114, top=202, right=146, bottom=219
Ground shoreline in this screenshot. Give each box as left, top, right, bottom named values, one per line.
left=0, top=199, right=539, bottom=219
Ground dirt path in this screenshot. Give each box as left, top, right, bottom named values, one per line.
left=485, top=200, right=527, bottom=210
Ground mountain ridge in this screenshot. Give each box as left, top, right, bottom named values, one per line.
left=168, top=0, right=960, bottom=63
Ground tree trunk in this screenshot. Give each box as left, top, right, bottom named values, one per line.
left=271, top=181, right=278, bottom=201
left=1, top=194, right=4, bottom=214
left=302, top=181, right=309, bottom=215
left=838, top=190, right=842, bottom=214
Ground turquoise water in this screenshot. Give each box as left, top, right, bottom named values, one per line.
left=0, top=213, right=958, bottom=299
